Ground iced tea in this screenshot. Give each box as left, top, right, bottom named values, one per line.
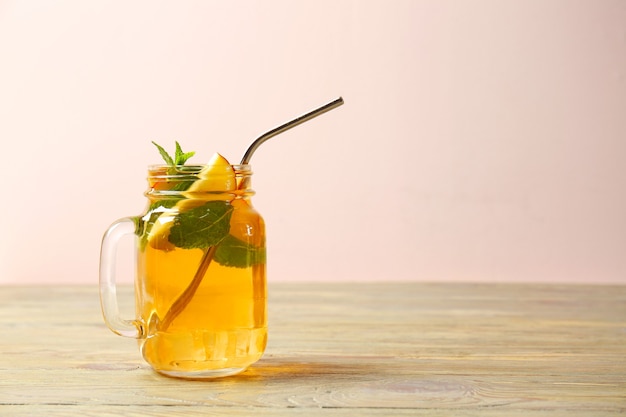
left=135, top=164, right=266, bottom=378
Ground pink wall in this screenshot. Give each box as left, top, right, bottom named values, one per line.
left=1, top=0, right=625, bottom=284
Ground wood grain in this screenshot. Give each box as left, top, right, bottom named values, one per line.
left=0, top=283, right=624, bottom=416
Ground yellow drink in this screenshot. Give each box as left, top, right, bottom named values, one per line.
left=134, top=164, right=267, bottom=378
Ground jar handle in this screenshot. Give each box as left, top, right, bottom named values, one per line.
left=99, top=217, right=142, bottom=338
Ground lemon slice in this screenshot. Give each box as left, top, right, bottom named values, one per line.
left=192, top=152, right=236, bottom=190
left=147, top=153, right=236, bottom=250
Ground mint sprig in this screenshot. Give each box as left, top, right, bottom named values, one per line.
left=152, top=140, right=196, bottom=166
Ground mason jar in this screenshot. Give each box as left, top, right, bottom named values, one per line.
left=99, top=163, right=267, bottom=379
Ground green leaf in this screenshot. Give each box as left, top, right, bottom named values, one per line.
left=180, top=152, right=196, bottom=163
left=152, top=140, right=196, bottom=166
left=168, top=201, right=234, bottom=249
left=174, top=141, right=196, bottom=165
left=214, top=234, right=266, bottom=268
left=175, top=141, right=183, bottom=160
left=152, top=141, right=174, bottom=165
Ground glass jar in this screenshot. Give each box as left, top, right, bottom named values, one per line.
left=100, top=164, right=267, bottom=379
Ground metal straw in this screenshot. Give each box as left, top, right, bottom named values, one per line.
left=240, top=97, right=344, bottom=165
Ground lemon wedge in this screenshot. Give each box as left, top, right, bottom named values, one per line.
left=147, top=153, right=236, bottom=250
left=179, top=153, right=236, bottom=207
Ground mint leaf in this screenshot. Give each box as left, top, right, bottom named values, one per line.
left=168, top=201, right=234, bottom=249
left=152, top=141, right=174, bottom=165
left=149, top=140, right=196, bottom=205
left=175, top=141, right=183, bottom=160
left=214, top=234, right=266, bottom=268
left=153, top=140, right=196, bottom=166
left=174, top=141, right=196, bottom=165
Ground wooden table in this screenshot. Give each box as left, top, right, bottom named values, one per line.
left=0, top=283, right=624, bottom=416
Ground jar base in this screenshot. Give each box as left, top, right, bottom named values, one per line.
left=157, top=366, right=247, bottom=379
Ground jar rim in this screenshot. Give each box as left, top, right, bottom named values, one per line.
left=147, top=164, right=252, bottom=173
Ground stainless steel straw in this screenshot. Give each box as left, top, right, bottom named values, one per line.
left=240, top=97, right=344, bottom=165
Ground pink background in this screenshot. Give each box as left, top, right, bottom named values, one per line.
left=1, top=1, right=625, bottom=284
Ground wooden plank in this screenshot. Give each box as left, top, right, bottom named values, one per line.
left=0, top=283, right=624, bottom=416
left=6, top=404, right=600, bottom=417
